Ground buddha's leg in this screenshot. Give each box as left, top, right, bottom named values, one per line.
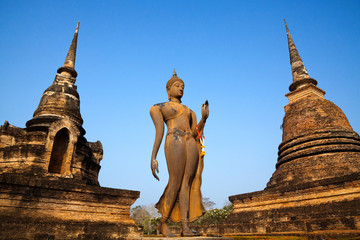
left=159, top=135, right=186, bottom=236
left=179, top=137, right=199, bottom=236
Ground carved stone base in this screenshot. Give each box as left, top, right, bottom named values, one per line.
left=0, top=174, right=141, bottom=240
left=140, top=237, right=232, bottom=240
left=226, top=176, right=360, bottom=238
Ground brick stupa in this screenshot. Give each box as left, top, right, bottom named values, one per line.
left=225, top=21, right=360, bottom=238
left=0, top=23, right=140, bottom=239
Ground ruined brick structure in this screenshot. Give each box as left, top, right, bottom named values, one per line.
left=0, top=23, right=140, bottom=239
left=225, top=21, right=360, bottom=238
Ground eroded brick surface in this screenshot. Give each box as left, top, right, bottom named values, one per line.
left=226, top=23, right=360, bottom=238
left=0, top=23, right=140, bottom=239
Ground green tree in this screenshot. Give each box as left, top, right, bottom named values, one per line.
left=191, top=201, right=233, bottom=226
left=203, top=197, right=216, bottom=210
left=130, top=205, right=151, bottom=225
left=130, top=204, right=161, bottom=235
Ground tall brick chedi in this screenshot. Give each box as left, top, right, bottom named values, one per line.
left=267, top=20, right=360, bottom=189
left=1, top=22, right=100, bottom=183
left=226, top=21, right=360, bottom=237
left=0, top=23, right=140, bottom=239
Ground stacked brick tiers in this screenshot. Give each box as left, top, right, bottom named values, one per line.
left=0, top=23, right=140, bottom=239
left=268, top=97, right=360, bottom=189
left=226, top=22, right=360, bottom=238
left=0, top=174, right=140, bottom=239
left=227, top=179, right=360, bottom=236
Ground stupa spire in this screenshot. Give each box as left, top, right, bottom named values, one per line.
left=285, top=20, right=317, bottom=91
left=26, top=22, right=84, bottom=131
left=285, top=19, right=310, bottom=82
left=57, top=22, right=79, bottom=78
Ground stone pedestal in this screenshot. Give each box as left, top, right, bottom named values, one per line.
left=0, top=174, right=141, bottom=239
left=140, top=237, right=232, bottom=240
left=226, top=176, right=360, bottom=238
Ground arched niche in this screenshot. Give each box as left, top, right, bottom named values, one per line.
left=48, top=128, right=69, bottom=174
left=45, top=118, right=80, bottom=176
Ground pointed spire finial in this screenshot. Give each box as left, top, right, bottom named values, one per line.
left=284, top=19, right=289, bottom=32
left=57, top=22, right=80, bottom=78
left=285, top=19, right=310, bottom=82
left=173, top=69, right=177, bottom=76
left=285, top=20, right=317, bottom=91
left=75, top=21, right=79, bottom=33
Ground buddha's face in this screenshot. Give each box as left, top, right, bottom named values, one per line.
left=168, top=81, right=184, bottom=99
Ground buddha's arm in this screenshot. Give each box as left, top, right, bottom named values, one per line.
left=150, top=105, right=164, bottom=181
left=195, top=100, right=209, bottom=136
left=191, top=111, right=199, bottom=138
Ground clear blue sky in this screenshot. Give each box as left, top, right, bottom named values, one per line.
left=1, top=0, right=359, bottom=208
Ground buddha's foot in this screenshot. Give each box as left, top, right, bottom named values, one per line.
left=181, top=226, right=201, bottom=237
left=158, top=222, right=175, bottom=237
